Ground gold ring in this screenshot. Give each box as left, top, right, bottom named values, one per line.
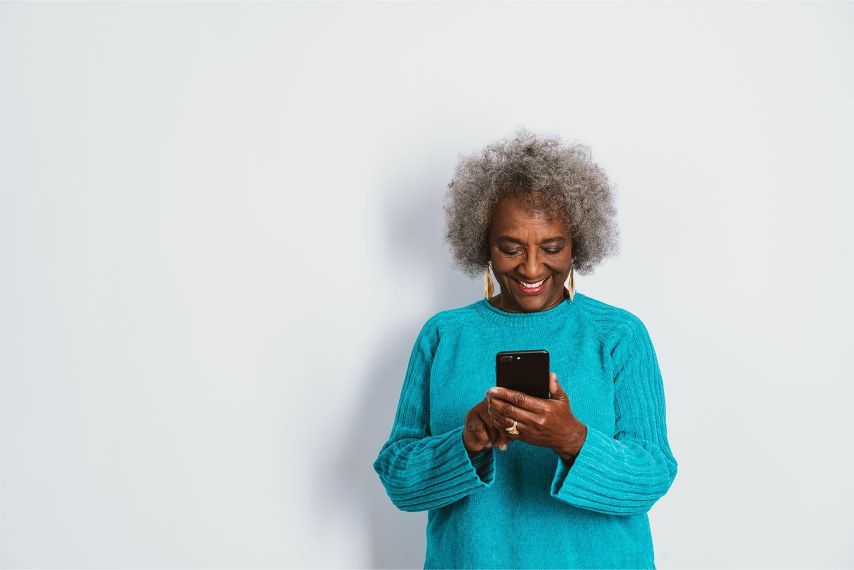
left=505, top=420, right=519, bottom=435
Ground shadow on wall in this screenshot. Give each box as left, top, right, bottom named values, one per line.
left=312, top=143, right=479, bottom=568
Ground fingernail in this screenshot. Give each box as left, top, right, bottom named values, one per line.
left=486, top=442, right=492, bottom=448
left=488, top=387, right=498, bottom=394
left=500, top=444, right=507, bottom=451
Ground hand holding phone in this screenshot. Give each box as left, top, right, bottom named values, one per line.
left=488, top=365, right=587, bottom=460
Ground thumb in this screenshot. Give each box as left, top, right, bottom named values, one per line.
left=549, top=372, right=568, bottom=401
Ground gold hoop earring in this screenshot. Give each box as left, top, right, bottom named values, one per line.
left=564, top=265, right=575, bottom=302
left=484, top=262, right=494, bottom=300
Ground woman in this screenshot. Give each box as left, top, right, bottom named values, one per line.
left=372, top=128, right=678, bottom=569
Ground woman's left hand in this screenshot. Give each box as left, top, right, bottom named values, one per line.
left=486, top=372, right=588, bottom=461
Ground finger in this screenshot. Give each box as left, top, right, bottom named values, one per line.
left=487, top=395, right=542, bottom=427
left=486, top=387, right=549, bottom=414
left=548, top=372, right=568, bottom=401
left=475, top=406, right=501, bottom=445
left=466, top=418, right=492, bottom=448
left=485, top=396, right=504, bottom=429
left=486, top=400, right=526, bottom=441
left=486, top=397, right=525, bottom=436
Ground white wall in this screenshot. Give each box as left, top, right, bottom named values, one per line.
left=2, top=2, right=852, bottom=568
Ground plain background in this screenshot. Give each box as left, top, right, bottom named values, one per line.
left=2, top=1, right=853, bottom=568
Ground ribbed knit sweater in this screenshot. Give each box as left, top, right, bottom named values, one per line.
left=372, top=292, right=678, bottom=569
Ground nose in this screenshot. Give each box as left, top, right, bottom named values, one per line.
left=519, top=248, right=546, bottom=278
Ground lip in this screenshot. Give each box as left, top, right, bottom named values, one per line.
left=512, top=275, right=550, bottom=295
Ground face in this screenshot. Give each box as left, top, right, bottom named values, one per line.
left=487, top=196, right=573, bottom=313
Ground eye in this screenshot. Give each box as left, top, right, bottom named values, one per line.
left=500, top=249, right=522, bottom=256
left=543, top=248, right=563, bottom=255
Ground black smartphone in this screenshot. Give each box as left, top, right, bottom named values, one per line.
left=495, top=350, right=550, bottom=399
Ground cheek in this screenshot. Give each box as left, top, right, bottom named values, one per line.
left=493, top=268, right=511, bottom=282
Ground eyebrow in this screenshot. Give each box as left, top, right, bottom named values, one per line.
left=495, top=235, right=567, bottom=244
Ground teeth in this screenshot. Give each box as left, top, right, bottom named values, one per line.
left=519, top=279, right=545, bottom=288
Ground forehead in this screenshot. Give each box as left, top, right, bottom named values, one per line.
left=489, top=196, right=568, bottom=238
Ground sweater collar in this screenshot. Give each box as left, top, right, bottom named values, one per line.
left=473, top=292, right=580, bottom=327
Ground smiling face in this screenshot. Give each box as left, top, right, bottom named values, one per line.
left=487, top=196, right=573, bottom=313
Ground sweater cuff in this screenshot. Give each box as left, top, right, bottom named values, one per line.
left=373, top=424, right=497, bottom=512
left=550, top=425, right=607, bottom=506
left=550, top=424, right=637, bottom=513
left=467, top=450, right=496, bottom=484
left=459, top=426, right=497, bottom=485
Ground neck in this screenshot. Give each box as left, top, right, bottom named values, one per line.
left=490, top=287, right=569, bottom=312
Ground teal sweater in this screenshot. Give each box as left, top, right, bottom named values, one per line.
left=372, top=292, right=678, bottom=569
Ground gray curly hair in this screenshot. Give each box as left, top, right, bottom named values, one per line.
left=442, top=126, right=621, bottom=279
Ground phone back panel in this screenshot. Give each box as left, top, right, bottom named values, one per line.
left=495, top=350, right=550, bottom=399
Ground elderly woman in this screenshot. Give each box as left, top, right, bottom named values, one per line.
left=372, top=128, right=678, bottom=569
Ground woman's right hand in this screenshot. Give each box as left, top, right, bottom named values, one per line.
left=463, top=397, right=512, bottom=457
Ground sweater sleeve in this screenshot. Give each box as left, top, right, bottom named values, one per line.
left=550, top=313, right=678, bottom=515
left=372, top=316, right=496, bottom=512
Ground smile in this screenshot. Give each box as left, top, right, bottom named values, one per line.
left=512, top=276, right=549, bottom=295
